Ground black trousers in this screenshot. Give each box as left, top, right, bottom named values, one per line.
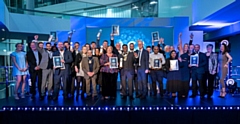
left=179, top=81, right=189, bottom=97
left=203, top=71, right=216, bottom=97
left=30, top=69, right=42, bottom=96
left=191, top=71, right=204, bottom=96
left=102, top=72, right=118, bottom=97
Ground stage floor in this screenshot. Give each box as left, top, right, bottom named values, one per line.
left=1, top=90, right=240, bottom=108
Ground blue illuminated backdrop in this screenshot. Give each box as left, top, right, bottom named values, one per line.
left=86, top=27, right=173, bottom=50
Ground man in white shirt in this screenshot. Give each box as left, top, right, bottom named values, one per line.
left=149, top=46, right=166, bottom=97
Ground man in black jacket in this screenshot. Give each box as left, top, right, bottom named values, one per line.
left=53, top=42, right=73, bottom=100
left=27, top=42, right=42, bottom=100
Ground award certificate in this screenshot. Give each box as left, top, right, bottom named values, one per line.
left=112, top=25, right=120, bottom=36
left=109, top=57, right=118, bottom=69
left=152, top=32, right=159, bottom=42
left=170, top=60, right=179, bottom=71
left=190, top=54, right=199, bottom=66
left=53, top=56, right=63, bottom=68
left=153, top=59, right=160, bottom=68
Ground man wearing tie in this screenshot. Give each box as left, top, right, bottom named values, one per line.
left=189, top=44, right=207, bottom=99
left=136, top=40, right=149, bottom=99
left=53, top=42, right=73, bottom=100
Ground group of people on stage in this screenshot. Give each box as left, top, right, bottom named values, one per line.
left=11, top=32, right=233, bottom=101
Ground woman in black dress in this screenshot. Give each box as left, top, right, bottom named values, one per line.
left=166, top=50, right=182, bottom=97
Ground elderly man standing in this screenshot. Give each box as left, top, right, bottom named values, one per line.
left=135, top=40, right=149, bottom=99
left=82, top=50, right=100, bottom=99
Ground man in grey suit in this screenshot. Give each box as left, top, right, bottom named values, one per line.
left=53, top=42, right=73, bottom=100
left=119, top=44, right=136, bottom=100
left=136, top=40, right=149, bottom=99
left=34, top=39, right=54, bottom=100
left=82, top=50, right=99, bottom=99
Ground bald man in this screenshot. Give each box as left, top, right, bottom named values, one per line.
left=135, top=40, right=149, bottom=99
left=52, top=42, right=73, bottom=100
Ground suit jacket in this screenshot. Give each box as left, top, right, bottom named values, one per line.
left=190, top=52, right=207, bottom=74
left=35, top=42, right=52, bottom=70
left=53, top=50, right=73, bottom=75
left=82, top=57, right=100, bottom=79
left=27, top=50, right=42, bottom=73
left=119, top=52, right=136, bottom=75
left=71, top=50, right=80, bottom=73
left=136, top=49, right=149, bottom=70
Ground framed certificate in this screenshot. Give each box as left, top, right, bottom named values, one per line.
left=53, top=56, right=63, bottom=68
left=152, top=31, right=159, bottom=41
left=170, top=60, right=179, bottom=71
left=153, top=59, right=160, bottom=68
left=112, top=25, right=119, bottom=36
left=109, top=57, right=118, bottom=69
left=190, top=54, right=199, bottom=66
left=50, top=31, right=57, bottom=42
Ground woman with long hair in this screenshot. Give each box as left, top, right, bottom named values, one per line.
left=218, top=43, right=232, bottom=98
left=11, top=43, right=28, bottom=100
left=74, top=46, right=87, bottom=100
left=166, top=50, right=181, bottom=98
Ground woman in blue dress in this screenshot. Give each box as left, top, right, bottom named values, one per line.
left=11, top=43, right=28, bottom=100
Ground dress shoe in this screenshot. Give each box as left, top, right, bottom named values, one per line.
left=140, top=96, right=146, bottom=99
left=39, top=96, right=44, bottom=101
left=129, top=96, right=134, bottom=100
left=189, top=95, right=196, bottom=98
left=136, top=94, right=142, bottom=98
left=121, top=96, right=127, bottom=99
left=53, top=97, right=58, bottom=101
left=47, top=95, right=53, bottom=100
left=93, top=96, right=98, bottom=100
left=31, top=96, right=36, bottom=100
left=207, top=96, right=212, bottom=99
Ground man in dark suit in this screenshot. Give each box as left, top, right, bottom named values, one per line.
left=189, top=44, right=207, bottom=99
left=119, top=44, right=136, bottom=100
left=136, top=40, right=149, bottom=99
left=27, top=42, right=42, bottom=100
left=82, top=50, right=100, bottom=99
left=70, top=42, right=80, bottom=98
left=53, top=42, right=73, bottom=100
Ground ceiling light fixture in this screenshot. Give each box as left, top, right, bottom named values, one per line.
left=132, top=5, right=138, bottom=9
left=150, top=1, right=157, bottom=5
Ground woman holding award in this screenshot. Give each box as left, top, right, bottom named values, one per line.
left=100, top=46, right=119, bottom=100
left=74, top=46, right=87, bottom=100
left=165, top=50, right=181, bottom=98
left=218, top=43, right=232, bottom=98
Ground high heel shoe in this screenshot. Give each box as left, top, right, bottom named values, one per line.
left=218, top=89, right=223, bottom=98
left=15, top=94, right=19, bottom=100
left=21, top=93, right=25, bottom=98
left=220, top=88, right=227, bottom=98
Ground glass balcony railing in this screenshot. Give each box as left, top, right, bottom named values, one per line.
left=4, top=0, right=159, bottom=18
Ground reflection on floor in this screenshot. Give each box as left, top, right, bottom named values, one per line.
left=0, top=90, right=240, bottom=107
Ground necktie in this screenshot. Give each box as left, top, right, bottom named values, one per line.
left=139, top=50, right=142, bottom=66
